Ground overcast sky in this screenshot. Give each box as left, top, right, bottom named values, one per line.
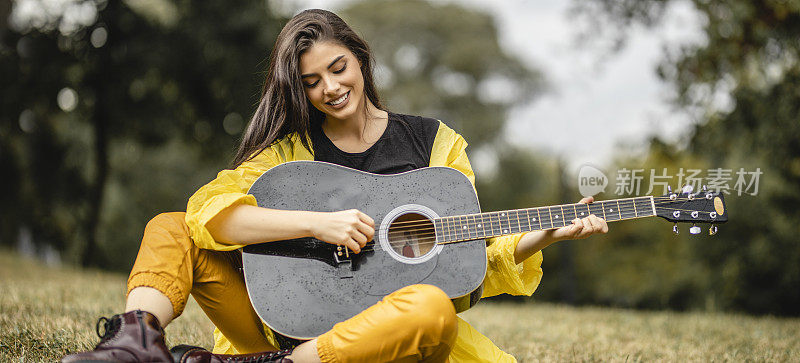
left=277, top=0, right=705, bottom=173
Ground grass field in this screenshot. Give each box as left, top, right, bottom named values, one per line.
left=2, top=250, right=799, bottom=362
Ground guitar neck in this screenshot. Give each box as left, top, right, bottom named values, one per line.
left=434, top=196, right=656, bottom=243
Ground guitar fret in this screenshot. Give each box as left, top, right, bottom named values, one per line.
left=615, top=200, right=622, bottom=220
left=536, top=208, right=543, bottom=230
left=433, top=219, right=440, bottom=243
left=524, top=209, right=531, bottom=232
left=447, top=217, right=454, bottom=241
left=601, top=201, right=608, bottom=220
left=579, top=204, right=590, bottom=218
left=439, top=217, right=450, bottom=242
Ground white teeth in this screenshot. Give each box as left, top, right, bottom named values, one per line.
left=329, top=92, right=348, bottom=106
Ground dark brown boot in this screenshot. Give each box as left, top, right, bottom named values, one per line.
left=61, top=310, right=172, bottom=362
left=170, top=345, right=293, bottom=363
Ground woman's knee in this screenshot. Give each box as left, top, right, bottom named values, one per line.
left=396, top=284, right=457, bottom=338
left=141, top=212, right=194, bottom=250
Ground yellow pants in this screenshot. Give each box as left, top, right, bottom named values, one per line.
left=127, top=212, right=457, bottom=362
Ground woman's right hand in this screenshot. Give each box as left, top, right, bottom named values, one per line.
left=308, top=209, right=375, bottom=253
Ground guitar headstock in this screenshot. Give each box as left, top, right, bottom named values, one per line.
left=654, top=185, right=728, bottom=235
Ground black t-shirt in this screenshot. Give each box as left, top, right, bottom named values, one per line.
left=309, top=112, right=440, bottom=174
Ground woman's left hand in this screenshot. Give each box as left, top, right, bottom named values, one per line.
left=550, top=196, right=609, bottom=242
left=514, top=196, right=610, bottom=263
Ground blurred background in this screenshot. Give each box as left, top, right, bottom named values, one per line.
left=1, top=0, right=798, bottom=317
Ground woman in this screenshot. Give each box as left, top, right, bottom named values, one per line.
left=63, top=9, right=608, bottom=363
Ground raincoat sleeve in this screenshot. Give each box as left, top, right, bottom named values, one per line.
left=185, top=150, right=283, bottom=251
left=430, top=121, right=543, bottom=298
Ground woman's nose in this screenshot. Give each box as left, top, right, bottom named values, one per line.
left=323, top=77, right=340, bottom=95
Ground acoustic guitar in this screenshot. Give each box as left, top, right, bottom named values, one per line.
left=241, top=161, right=728, bottom=339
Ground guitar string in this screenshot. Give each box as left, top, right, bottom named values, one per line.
left=364, top=207, right=657, bottom=252
left=379, top=199, right=713, bottom=235
left=382, top=196, right=715, bottom=228
left=365, top=205, right=718, bottom=252
left=379, top=207, right=715, bottom=239
left=381, top=206, right=713, bottom=242
left=316, top=195, right=717, bottom=251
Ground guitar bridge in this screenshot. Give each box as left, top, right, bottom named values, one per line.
left=333, top=245, right=353, bottom=278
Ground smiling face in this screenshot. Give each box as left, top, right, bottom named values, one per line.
left=299, top=41, right=366, bottom=125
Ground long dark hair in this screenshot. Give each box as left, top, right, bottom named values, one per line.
left=232, top=9, right=383, bottom=167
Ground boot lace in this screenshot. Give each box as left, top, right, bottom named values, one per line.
left=95, top=315, right=121, bottom=342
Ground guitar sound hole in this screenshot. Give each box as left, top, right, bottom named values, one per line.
left=387, top=213, right=436, bottom=260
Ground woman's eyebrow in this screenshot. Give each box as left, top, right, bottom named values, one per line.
left=301, top=55, right=345, bottom=78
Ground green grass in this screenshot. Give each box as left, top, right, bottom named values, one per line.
left=2, top=250, right=799, bottom=362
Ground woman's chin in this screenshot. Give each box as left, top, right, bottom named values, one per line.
left=324, top=100, right=359, bottom=121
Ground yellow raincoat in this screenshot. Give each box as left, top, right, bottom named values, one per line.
left=185, top=121, right=544, bottom=362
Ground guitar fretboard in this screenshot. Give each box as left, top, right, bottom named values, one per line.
left=434, top=196, right=655, bottom=243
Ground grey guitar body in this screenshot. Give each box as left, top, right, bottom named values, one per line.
left=242, top=161, right=487, bottom=340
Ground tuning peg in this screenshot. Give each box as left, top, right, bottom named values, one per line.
left=689, top=224, right=701, bottom=235
left=709, top=225, right=718, bottom=236
left=668, top=185, right=677, bottom=200
left=682, top=185, right=694, bottom=194
left=673, top=223, right=679, bottom=235
left=702, top=185, right=708, bottom=191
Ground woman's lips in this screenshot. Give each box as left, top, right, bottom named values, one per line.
left=326, top=91, right=350, bottom=109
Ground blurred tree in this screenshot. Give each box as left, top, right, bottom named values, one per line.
left=2, top=0, right=550, bottom=274
left=573, top=0, right=800, bottom=315
left=2, top=0, right=284, bottom=269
